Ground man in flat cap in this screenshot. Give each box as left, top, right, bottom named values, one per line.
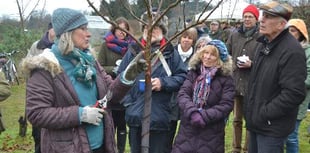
left=244, top=1, right=307, bottom=153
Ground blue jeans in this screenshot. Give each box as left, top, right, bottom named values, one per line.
left=248, top=131, right=286, bottom=153
left=286, top=120, right=301, bottom=153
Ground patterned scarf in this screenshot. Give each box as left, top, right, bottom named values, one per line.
left=104, top=31, right=135, bottom=56
left=193, top=65, right=218, bottom=109
left=53, top=44, right=96, bottom=87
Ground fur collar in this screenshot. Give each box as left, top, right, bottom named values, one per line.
left=20, top=49, right=62, bottom=78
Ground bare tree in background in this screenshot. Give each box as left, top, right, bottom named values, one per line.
left=15, top=0, right=47, bottom=136
left=291, top=0, right=310, bottom=34
left=87, top=0, right=224, bottom=152
left=15, top=0, right=47, bottom=32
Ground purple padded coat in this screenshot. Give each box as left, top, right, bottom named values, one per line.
left=22, top=50, right=131, bottom=153
left=172, top=58, right=235, bottom=153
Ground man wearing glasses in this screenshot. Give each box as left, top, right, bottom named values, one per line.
left=226, top=4, right=261, bottom=153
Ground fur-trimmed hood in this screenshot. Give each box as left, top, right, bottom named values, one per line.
left=188, top=54, right=233, bottom=76
left=20, top=49, right=62, bottom=78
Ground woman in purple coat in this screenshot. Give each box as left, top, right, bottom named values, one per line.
left=21, top=8, right=145, bottom=153
left=172, top=40, right=235, bottom=153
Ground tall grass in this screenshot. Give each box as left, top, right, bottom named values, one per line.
left=1, top=83, right=309, bottom=153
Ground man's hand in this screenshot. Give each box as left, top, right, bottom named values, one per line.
left=151, top=78, right=162, bottom=91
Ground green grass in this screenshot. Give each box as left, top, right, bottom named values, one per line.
left=1, top=83, right=310, bottom=153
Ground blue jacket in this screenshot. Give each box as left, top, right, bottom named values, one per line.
left=118, top=38, right=187, bottom=130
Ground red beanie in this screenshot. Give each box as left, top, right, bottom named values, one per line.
left=243, top=4, right=259, bottom=20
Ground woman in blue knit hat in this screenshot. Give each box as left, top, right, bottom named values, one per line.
left=171, top=40, right=235, bottom=153
left=21, top=8, right=145, bottom=153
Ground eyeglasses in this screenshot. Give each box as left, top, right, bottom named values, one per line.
left=243, top=15, right=255, bottom=19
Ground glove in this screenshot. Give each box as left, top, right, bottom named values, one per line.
left=190, top=112, right=206, bottom=128
left=80, top=106, right=105, bottom=126
left=123, top=51, right=146, bottom=81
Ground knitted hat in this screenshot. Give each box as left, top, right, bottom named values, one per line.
left=259, top=1, right=293, bottom=21
left=207, top=39, right=228, bottom=62
left=140, top=8, right=168, bottom=35
left=52, top=8, right=88, bottom=37
left=243, top=4, right=259, bottom=20
left=288, top=19, right=309, bottom=42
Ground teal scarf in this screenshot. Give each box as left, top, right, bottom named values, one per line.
left=52, top=42, right=97, bottom=87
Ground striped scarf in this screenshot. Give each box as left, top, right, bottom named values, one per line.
left=193, top=65, right=218, bottom=109
left=104, top=31, right=135, bottom=56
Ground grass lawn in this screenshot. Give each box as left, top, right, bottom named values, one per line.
left=1, top=83, right=310, bottom=153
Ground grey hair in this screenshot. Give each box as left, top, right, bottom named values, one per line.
left=58, top=31, right=75, bottom=55
left=194, top=36, right=212, bottom=52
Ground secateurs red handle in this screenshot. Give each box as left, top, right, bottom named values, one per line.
left=94, top=90, right=112, bottom=109
left=94, top=96, right=108, bottom=109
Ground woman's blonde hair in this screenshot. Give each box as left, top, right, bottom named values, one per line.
left=191, top=45, right=222, bottom=66
left=58, top=31, right=75, bottom=55
left=188, top=45, right=233, bottom=76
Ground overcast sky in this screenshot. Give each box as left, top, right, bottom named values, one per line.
left=0, top=0, right=101, bottom=16
left=0, top=0, right=269, bottom=17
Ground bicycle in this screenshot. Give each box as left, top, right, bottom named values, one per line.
left=0, top=50, right=20, bottom=85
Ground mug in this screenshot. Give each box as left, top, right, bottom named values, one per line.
left=139, top=79, right=145, bottom=92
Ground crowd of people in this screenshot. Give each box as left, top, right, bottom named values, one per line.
left=0, top=1, right=309, bottom=153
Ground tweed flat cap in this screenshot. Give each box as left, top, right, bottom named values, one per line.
left=259, top=1, right=293, bottom=21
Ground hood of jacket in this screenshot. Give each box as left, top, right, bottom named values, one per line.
left=20, top=49, right=62, bottom=78
left=288, top=19, right=309, bottom=43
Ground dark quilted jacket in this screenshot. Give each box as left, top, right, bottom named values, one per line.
left=172, top=65, right=235, bottom=153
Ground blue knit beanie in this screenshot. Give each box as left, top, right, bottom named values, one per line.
left=207, top=39, right=228, bottom=62
left=52, top=8, right=88, bottom=37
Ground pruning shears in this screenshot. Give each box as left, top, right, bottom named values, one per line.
left=94, top=90, right=112, bottom=109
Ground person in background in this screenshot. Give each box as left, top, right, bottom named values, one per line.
left=231, top=20, right=243, bottom=33
left=220, top=20, right=232, bottom=43
left=226, top=4, right=260, bottom=153
left=98, top=17, right=135, bottom=78
left=285, top=18, right=310, bottom=153
left=175, top=27, right=198, bottom=64
left=0, top=71, right=11, bottom=102
left=196, top=21, right=209, bottom=39
left=195, top=36, right=212, bottom=52
left=209, top=20, right=224, bottom=41
left=171, top=40, right=235, bottom=153
left=97, top=16, right=135, bottom=153
left=117, top=9, right=187, bottom=153
left=27, top=22, right=55, bottom=57
left=244, top=2, right=307, bottom=153
left=27, top=22, right=56, bottom=153
left=20, top=8, right=145, bottom=153
left=0, top=70, right=11, bottom=134
left=165, top=27, right=198, bottom=153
